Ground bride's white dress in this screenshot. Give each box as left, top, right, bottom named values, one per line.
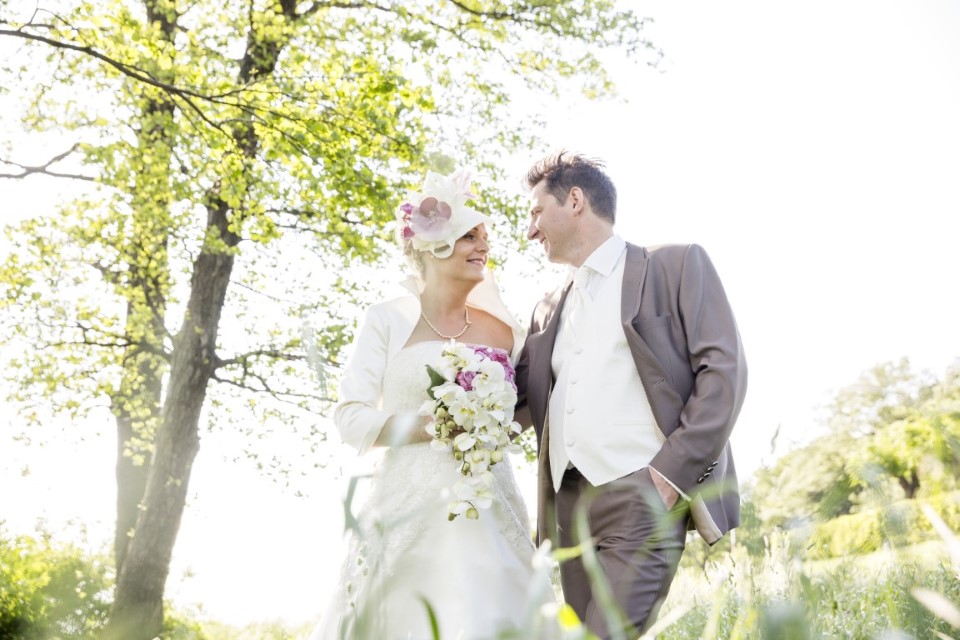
left=312, top=342, right=555, bottom=640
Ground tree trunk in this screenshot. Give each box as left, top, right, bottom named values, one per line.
left=899, top=470, right=920, bottom=499
left=113, top=366, right=161, bottom=574
left=112, top=0, right=177, bottom=577
left=104, top=203, right=239, bottom=640
left=105, top=4, right=290, bottom=635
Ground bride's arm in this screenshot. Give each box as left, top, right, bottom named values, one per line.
left=334, top=303, right=435, bottom=451
left=374, top=413, right=433, bottom=447
left=333, top=305, right=390, bottom=454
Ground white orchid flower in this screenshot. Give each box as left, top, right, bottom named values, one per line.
left=449, top=393, right=479, bottom=428
left=471, top=360, right=507, bottom=397
left=453, top=431, right=477, bottom=451
left=424, top=342, right=523, bottom=522
left=468, top=448, right=492, bottom=473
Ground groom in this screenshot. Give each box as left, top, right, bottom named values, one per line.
left=515, top=152, right=747, bottom=638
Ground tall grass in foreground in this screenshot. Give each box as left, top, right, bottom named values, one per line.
left=5, top=500, right=958, bottom=639
left=652, top=505, right=960, bottom=640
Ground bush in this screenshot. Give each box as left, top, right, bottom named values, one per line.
left=807, top=510, right=886, bottom=560
left=806, top=493, right=960, bottom=561
left=0, top=528, right=111, bottom=640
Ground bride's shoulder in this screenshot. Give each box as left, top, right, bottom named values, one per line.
left=364, top=293, right=418, bottom=317
left=357, top=295, right=420, bottom=340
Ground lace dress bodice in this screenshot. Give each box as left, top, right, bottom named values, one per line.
left=380, top=340, right=440, bottom=414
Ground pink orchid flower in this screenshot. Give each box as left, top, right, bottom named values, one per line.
left=410, top=196, right=453, bottom=241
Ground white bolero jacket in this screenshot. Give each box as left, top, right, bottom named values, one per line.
left=334, top=273, right=525, bottom=454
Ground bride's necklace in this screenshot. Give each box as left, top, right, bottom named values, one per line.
left=421, top=306, right=472, bottom=340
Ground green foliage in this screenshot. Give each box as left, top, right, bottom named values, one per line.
left=751, top=431, right=858, bottom=528
left=807, top=508, right=887, bottom=560
left=805, top=493, right=960, bottom=561
left=657, top=530, right=960, bottom=640
left=680, top=495, right=765, bottom=573
left=0, top=8, right=656, bottom=631
left=161, top=611, right=210, bottom=640
left=658, top=360, right=960, bottom=637
left=0, top=528, right=111, bottom=640
left=0, top=528, right=304, bottom=640
left=0, top=0, right=657, bottom=477
left=825, top=358, right=934, bottom=439
left=851, top=368, right=960, bottom=499
left=201, top=619, right=316, bottom=640
left=751, top=360, right=960, bottom=539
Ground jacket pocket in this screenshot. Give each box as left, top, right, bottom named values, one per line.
left=632, top=314, right=672, bottom=330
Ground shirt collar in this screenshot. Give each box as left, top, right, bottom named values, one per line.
left=581, top=234, right=626, bottom=278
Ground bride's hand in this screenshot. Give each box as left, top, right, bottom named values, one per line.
left=376, top=413, right=435, bottom=447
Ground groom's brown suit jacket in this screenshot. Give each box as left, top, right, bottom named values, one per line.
left=516, top=242, right=748, bottom=546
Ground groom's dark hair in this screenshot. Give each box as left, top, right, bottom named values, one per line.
left=525, top=151, right=617, bottom=223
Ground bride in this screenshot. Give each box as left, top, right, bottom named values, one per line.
left=311, top=171, right=557, bottom=640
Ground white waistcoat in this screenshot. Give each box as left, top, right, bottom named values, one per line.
left=548, top=256, right=662, bottom=491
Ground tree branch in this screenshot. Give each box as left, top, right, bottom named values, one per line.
left=229, top=280, right=302, bottom=306
left=298, top=1, right=392, bottom=19
left=0, top=28, right=212, bottom=101
left=446, top=0, right=566, bottom=37
left=211, top=371, right=333, bottom=407
left=0, top=144, right=96, bottom=181
left=215, top=348, right=305, bottom=370
left=0, top=28, right=229, bottom=133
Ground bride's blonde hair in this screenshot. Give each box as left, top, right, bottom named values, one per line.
left=396, top=226, right=428, bottom=280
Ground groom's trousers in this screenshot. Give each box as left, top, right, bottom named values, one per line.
left=555, top=465, right=689, bottom=640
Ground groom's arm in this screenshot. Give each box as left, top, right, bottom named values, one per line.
left=648, top=244, right=748, bottom=497
left=512, top=304, right=540, bottom=430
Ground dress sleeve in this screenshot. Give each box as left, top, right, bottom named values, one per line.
left=333, top=304, right=392, bottom=454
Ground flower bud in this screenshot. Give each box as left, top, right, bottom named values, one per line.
left=454, top=450, right=463, bottom=461
left=461, top=462, right=470, bottom=474
left=491, top=450, right=504, bottom=464
left=466, top=507, right=479, bottom=520
left=448, top=512, right=458, bottom=521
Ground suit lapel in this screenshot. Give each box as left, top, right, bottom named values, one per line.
left=540, top=284, right=571, bottom=354
left=620, top=243, right=647, bottom=324
left=528, top=283, right=572, bottom=430
left=620, top=243, right=680, bottom=437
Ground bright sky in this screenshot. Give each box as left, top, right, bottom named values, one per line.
left=2, top=0, right=960, bottom=629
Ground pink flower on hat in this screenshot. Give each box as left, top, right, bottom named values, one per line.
left=410, top=196, right=453, bottom=241
left=397, top=169, right=492, bottom=259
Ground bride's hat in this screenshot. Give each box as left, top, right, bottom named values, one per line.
left=397, top=170, right=492, bottom=259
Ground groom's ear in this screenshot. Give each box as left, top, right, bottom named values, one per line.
left=568, top=186, right=585, bottom=215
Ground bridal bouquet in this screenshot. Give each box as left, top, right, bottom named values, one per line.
left=420, top=341, right=522, bottom=521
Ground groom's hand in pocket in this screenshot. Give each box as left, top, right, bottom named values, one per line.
left=648, top=467, right=680, bottom=510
